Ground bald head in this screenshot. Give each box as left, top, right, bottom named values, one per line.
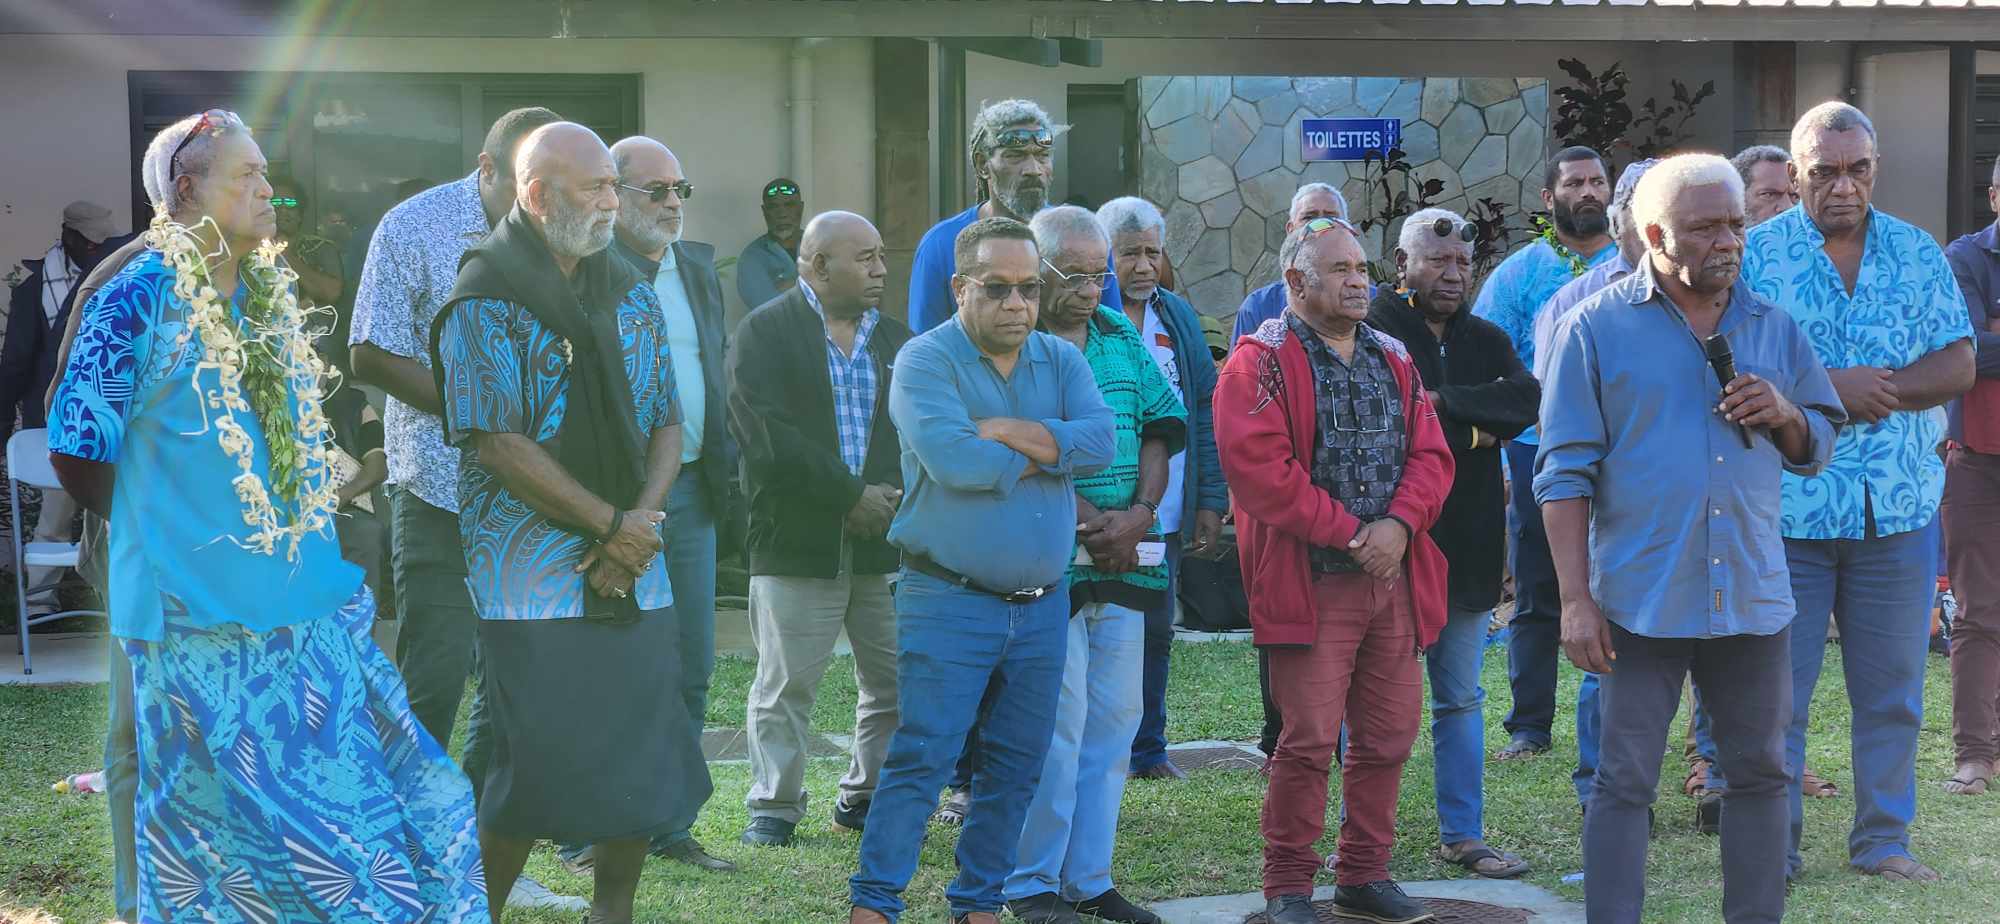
left=797, top=211, right=886, bottom=319
left=515, top=122, right=619, bottom=263
left=610, top=135, right=688, bottom=258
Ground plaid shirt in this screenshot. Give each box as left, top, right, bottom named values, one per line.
left=1288, top=313, right=1406, bottom=574
left=801, top=281, right=879, bottom=474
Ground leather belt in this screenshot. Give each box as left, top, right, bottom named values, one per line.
left=903, top=553, right=1059, bottom=604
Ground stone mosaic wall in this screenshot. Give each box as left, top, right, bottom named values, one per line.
left=1136, top=75, right=1549, bottom=318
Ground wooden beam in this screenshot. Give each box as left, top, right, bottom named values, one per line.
left=1949, top=43, right=1977, bottom=241
left=945, top=37, right=1061, bottom=68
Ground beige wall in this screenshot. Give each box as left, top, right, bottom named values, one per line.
left=0, top=33, right=874, bottom=314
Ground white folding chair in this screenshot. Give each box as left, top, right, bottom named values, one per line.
left=8, top=428, right=104, bottom=675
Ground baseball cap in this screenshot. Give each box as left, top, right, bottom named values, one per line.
left=1200, top=313, right=1229, bottom=358
left=62, top=201, right=117, bottom=244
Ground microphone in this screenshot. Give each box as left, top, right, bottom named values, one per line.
left=1704, top=333, right=1754, bottom=449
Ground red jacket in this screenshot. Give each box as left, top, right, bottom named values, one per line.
left=1216, top=318, right=1455, bottom=650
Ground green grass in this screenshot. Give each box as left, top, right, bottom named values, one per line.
left=5, top=639, right=1998, bottom=922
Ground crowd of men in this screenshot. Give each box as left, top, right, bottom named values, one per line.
left=10, top=81, right=1996, bottom=924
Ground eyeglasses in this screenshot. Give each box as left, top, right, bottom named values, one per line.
left=954, top=274, right=1043, bottom=303
left=1322, top=379, right=1394, bottom=436
left=618, top=180, right=695, bottom=203
left=271, top=197, right=300, bottom=209
left=763, top=182, right=801, bottom=199
left=168, top=109, right=243, bottom=179
left=1041, top=259, right=1110, bottom=291
left=1429, top=216, right=1476, bottom=243
left=993, top=127, right=1054, bottom=150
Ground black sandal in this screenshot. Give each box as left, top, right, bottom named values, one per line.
left=1438, top=842, right=1530, bottom=879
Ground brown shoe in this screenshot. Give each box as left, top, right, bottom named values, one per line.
left=848, top=908, right=890, bottom=924
left=951, top=913, right=1002, bottom=924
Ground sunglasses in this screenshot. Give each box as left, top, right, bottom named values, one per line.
left=1300, top=216, right=1361, bottom=240
left=169, top=108, right=244, bottom=179
left=271, top=197, right=300, bottom=209
left=1042, top=259, right=1110, bottom=291
left=993, top=127, right=1054, bottom=150
left=618, top=180, right=695, bottom=203
left=954, top=274, right=1043, bottom=303
left=763, top=182, right=801, bottom=199
left=1429, top=216, right=1476, bottom=242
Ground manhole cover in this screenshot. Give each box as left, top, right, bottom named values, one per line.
left=1167, top=745, right=1264, bottom=773
left=1242, top=897, right=1533, bottom=923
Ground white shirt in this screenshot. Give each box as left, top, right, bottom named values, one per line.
left=1140, top=300, right=1187, bottom=534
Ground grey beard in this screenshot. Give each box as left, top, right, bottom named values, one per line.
left=617, top=201, right=680, bottom=253
left=547, top=199, right=614, bottom=259
left=996, top=185, right=1048, bottom=219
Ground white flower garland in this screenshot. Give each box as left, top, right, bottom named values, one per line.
left=146, top=213, right=343, bottom=559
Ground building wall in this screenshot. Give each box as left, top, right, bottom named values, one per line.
left=0, top=33, right=874, bottom=316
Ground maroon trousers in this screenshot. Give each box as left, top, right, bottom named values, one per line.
left=1261, top=572, right=1423, bottom=895
left=1946, top=447, right=2000, bottom=767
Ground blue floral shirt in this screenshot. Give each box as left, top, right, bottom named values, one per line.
left=1472, top=238, right=1619, bottom=444
left=437, top=283, right=681, bottom=620
left=1743, top=205, right=1975, bottom=541
left=48, top=250, right=362, bottom=641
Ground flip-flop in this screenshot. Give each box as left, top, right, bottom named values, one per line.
left=931, top=788, right=970, bottom=827
left=1855, top=855, right=1941, bottom=882
left=1438, top=843, right=1530, bottom=879
left=1684, top=759, right=1713, bottom=797
left=1943, top=761, right=1992, bottom=796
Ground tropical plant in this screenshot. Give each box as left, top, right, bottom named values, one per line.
left=1356, top=146, right=1446, bottom=284
left=1466, top=197, right=1516, bottom=280
left=1552, top=58, right=1715, bottom=165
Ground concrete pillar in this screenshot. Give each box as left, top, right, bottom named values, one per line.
left=874, top=37, right=933, bottom=324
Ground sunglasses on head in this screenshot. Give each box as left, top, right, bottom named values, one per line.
left=763, top=182, right=800, bottom=199
left=169, top=108, right=244, bottom=179
left=993, top=127, right=1054, bottom=150
left=618, top=180, right=695, bottom=203
left=1429, top=217, right=1476, bottom=242
left=270, top=197, right=300, bottom=209
left=1300, top=216, right=1361, bottom=240
left=955, top=274, right=1043, bottom=303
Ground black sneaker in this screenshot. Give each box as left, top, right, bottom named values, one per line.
left=1264, top=893, right=1317, bottom=924
left=831, top=795, right=871, bottom=834
left=1006, top=892, right=1081, bottom=924
left=1072, top=888, right=1163, bottom=924
left=1696, top=791, right=1722, bottom=836
left=739, top=816, right=795, bottom=847
left=1331, top=881, right=1435, bottom=924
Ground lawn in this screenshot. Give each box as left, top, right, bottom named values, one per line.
left=4, top=637, right=1997, bottom=923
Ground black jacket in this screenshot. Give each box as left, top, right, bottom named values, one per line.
left=3, top=233, right=137, bottom=440
left=1366, top=288, right=1539, bottom=612
left=727, top=286, right=911, bottom=578
left=612, top=238, right=739, bottom=523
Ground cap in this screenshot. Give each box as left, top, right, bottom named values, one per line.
left=1200, top=313, right=1229, bottom=355
left=62, top=201, right=117, bottom=244
left=762, top=177, right=802, bottom=200
left=1612, top=159, right=1660, bottom=209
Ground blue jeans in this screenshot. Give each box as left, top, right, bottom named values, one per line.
left=1131, top=543, right=1182, bottom=771
left=1778, top=518, right=1938, bottom=875
left=850, top=572, right=1068, bottom=921
left=1693, top=685, right=1721, bottom=770
left=1428, top=607, right=1489, bottom=844
left=1502, top=441, right=1566, bottom=748
left=1007, top=602, right=1145, bottom=902
left=1574, top=671, right=1603, bottom=808
left=105, top=636, right=138, bottom=923
left=659, top=469, right=718, bottom=846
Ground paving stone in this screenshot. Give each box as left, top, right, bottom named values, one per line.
left=1240, top=166, right=1300, bottom=218
left=1379, top=79, right=1423, bottom=126
left=1399, top=118, right=1441, bottom=167
left=1256, top=89, right=1299, bottom=127
left=1233, top=76, right=1293, bottom=103
left=1150, top=879, right=1581, bottom=924
left=1211, top=103, right=1256, bottom=166
left=1421, top=77, right=1461, bottom=125
left=1300, top=160, right=1348, bottom=194
left=1461, top=133, right=1510, bottom=187
left=1509, top=116, right=1547, bottom=178
left=1355, top=77, right=1402, bottom=115
left=1148, top=75, right=1199, bottom=129
left=1230, top=208, right=1266, bottom=275
left=1463, top=76, right=1519, bottom=107
left=1141, top=143, right=1177, bottom=207
left=1294, top=76, right=1353, bottom=116
left=1248, top=250, right=1280, bottom=293
left=1199, top=190, right=1243, bottom=229
left=1440, top=102, right=1486, bottom=170
left=1196, top=75, right=1232, bottom=119
left=1282, top=110, right=1307, bottom=173
left=1165, top=199, right=1205, bottom=263
left=1154, top=115, right=1212, bottom=166
left=1522, top=81, right=1550, bottom=123
left=1484, top=97, right=1526, bottom=135
left=1179, top=155, right=1238, bottom=204
left=1235, top=124, right=1283, bottom=180
left=1186, top=270, right=1245, bottom=319
left=1181, top=227, right=1233, bottom=284
left=1266, top=209, right=1290, bottom=252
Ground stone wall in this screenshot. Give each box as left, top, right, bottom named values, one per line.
left=1137, top=75, right=1549, bottom=318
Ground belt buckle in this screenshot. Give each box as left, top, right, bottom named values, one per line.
left=1003, top=586, right=1045, bottom=603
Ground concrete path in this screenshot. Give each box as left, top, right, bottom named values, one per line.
left=1150, top=878, right=1580, bottom=923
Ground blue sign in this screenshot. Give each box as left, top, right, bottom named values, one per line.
left=1300, top=118, right=1403, bottom=162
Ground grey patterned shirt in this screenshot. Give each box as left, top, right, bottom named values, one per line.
left=348, top=172, right=490, bottom=513
left=1287, top=312, right=1406, bottom=574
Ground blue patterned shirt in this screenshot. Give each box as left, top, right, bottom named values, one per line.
left=437, top=283, right=681, bottom=620
left=800, top=280, right=879, bottom=475
left=1743, top=205, right=1975, bottom=540
left=1473, top=238, right=1619, bottom=444
left=48, top=250, right=362, bottom=641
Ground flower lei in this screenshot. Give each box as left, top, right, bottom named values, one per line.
left=1530, top=212, right=1590, bottom=278
left=146, top=212, right=342, bottom=559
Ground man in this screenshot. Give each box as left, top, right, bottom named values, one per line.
left=1942, top=157, right=2000, bottom=798
left=907, top=99, right=1118, bottom=333
left=348, top=106, right=583, bottom=911
left=432, top=122, right=712, bottom=924
left=1733, top=145, right=1799, bottom=228
left=50, top=108, right=486, bottom=921
left=1003, top=206, right=1183, bottom=924
left=1231, top=183, right=1352, bottom=341
left=1096, top=196, right=1228, bottom=783
left=269, top=175, right=344, bottom=311
left=1475, top=145, right=1619, bottom=762
left=576, top=134, right=736, bottom=873
left=1366, top=207, right=1538, bottom=878
left=1540, top=152, right=1844, bottom=924
left=1742, top=101, right=1976, bottom=882
left=847, top=217, right=1114, bottom=924
left=738, top=177, right=805, bottom=312
left=730, top=210, right=909, bottom=846
left=1216, top=217, right=1454, bottom=924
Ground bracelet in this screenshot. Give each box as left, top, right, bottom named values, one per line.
left=602, top=508, right=625, bottom=543
left=1133, top=498, right=1160, bottom=521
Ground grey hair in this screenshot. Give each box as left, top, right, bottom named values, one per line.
left=1791, top=101, right=1876, bottom=156
left=1095, top=195, right=1165, bottom=241
left=1729, top=145, right=1791, bottom=186
left=1029, top=205, right=1109, bottom=261
left=142, top=111, right=252, bottom=217
left=969, top=98, right=1064, bottom=166
left=1397, top=207, right=1469, bottom=256
left=1289, top=182, right=1349, bottom=221
left=1631, top=153, right=1744, bottom=242
left=1281, top=217, right=1366, bottom=286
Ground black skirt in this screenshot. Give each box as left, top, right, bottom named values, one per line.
left=475, top=609, right=712, bottom=843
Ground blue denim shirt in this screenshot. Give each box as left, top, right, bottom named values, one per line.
left=887, top=319, right=1116, bottom=589
left=1534, top=265, right=1845, bottom=639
